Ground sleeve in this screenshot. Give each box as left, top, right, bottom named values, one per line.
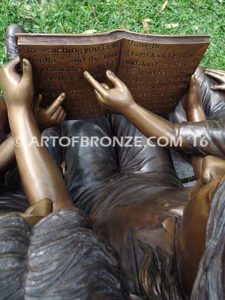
left=0, top=215, right=30, bottom=299
left=171, top=68, right=225, bottom=158
left=25, top=208, right=129, bottom=299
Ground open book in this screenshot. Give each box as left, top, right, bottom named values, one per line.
left=16, top=30, right=210, bottom=119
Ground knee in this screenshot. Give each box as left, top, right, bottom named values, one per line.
left=202, top=155, right=225, bottom=184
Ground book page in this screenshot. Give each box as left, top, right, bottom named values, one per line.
left=117, top=39, right=209, bottom=114
left=18, top=41, right=121, bottom=118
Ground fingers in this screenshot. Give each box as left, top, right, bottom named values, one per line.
left=47, top=93, right=66, bottom=114
left=205, top=69, right=225, bottom=90
left=94, top=89, right=106, bottom=104
left=205, top=68, right=225, bottom=76
left=211, top=84, right=225, bottom=91
left=53, top=109, right=66, bottom=123
left=205, top=70, right=224, bottom=82
left=6, top=56, right=20, bottom=72
left=60, top=111, right=66, bottom=122
left=84, top=71, right=107, bottom=97
left=21, top=59, right=33, bottom=83
left=57, top=110, right=66, bottom=122
left=51, top=106, right=63, bottom=120
left=1, top=57, right=21, bottom=83
left=106, top=70, right=124, bottom=89
left=94, top=83, right=110, bottom=104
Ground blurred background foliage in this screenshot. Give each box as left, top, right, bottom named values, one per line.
left=0, top=0, right=224, bottom=68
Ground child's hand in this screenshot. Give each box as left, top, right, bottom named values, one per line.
left=34, top=93, right=66, bottom=129
left=0, top=57, right=34, bottom=110
left=205, top=69, right=225, bottom=91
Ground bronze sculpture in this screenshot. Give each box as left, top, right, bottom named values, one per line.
left=0, top=24, right=225, bottom=299
left=0, top=57, right=130, bottom=299
left=83, top=68, right=225, bottom=298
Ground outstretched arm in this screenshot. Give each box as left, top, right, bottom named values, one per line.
left=83, top=71, right=201, bottom=143
left=84, top=70, right=225, bottom=158
left=0, top=57, right=72, bottom=210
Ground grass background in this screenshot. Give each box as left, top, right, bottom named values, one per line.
left=0, top=0, right=224, bottom=68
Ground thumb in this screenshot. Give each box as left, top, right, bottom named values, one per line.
left=21, top=59, right=33, bottom=83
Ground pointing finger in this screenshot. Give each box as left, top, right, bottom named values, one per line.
left=84, top=71, right=107, bottom=97
left=47, top=93, right=66, bottom=114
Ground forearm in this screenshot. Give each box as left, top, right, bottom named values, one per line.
left=7, top=107, right=72, bottom=210
left=171, top=71, right=225, bottom=157
left=123, top=102, right=225, bottom=159
left=176, top=119, right=225, bottom=158
left=187, top=103, right=206, bottom=180
left=124, top=103, right=177, bottom=140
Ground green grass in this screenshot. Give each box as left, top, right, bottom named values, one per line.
left=0, top=0, right=224, bottom=68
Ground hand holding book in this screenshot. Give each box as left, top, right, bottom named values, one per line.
left=0, top=57, right=34, bottom=111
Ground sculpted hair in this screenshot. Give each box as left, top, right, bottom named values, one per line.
left=0, top=208, right=130, bottom=299
left=191, top=180, right=225, bottom=300
left=138, top=239, right=183, bottom=300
